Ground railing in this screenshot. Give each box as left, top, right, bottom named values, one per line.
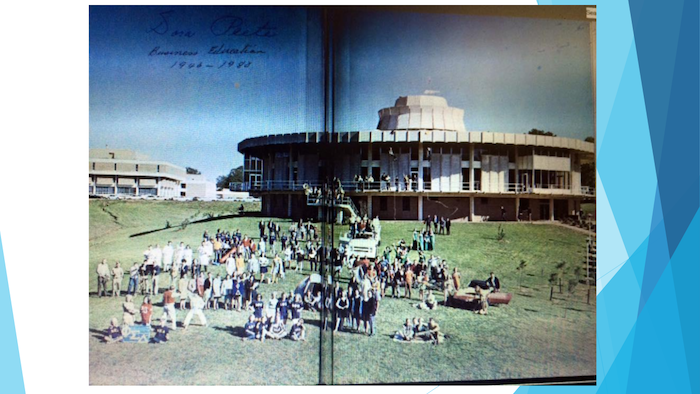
left=234, top=179, right=595, bottom=196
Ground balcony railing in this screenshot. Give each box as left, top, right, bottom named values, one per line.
left=232, top=180, right=595, bottom=196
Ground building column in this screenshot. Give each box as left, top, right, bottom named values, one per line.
left=418, top=195, right=423, bottom=220
left=515, top=196, right=520, bottom=222
left=289, top=146, right=294, bottom=190
left=514, top=146, right=519, bottom=192
left=367, top=195, right=372, bottom=218
left=469, top=144, right=475, bottom=191
left=287, top=194, right=293, bottom=217
left=469, top=196, right=475, bottom=222
left=549, top=198, right=555, bottom=221
left=418, top=141, right=424, bottom=191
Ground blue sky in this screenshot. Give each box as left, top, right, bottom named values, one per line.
left=90, top=7, right=593, bottom=182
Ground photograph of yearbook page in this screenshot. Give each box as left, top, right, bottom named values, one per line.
left=325, top=7, right=596, bottom=384
left=89, top=6, right=326, bottom=385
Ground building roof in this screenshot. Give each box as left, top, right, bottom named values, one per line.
left=238, top=130, right=595, bottom=155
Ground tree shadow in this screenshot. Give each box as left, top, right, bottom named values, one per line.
left=523, top=308, right=539, bottom=313
left=129, top=214, right=241, bottom=238
left=213, top=325, right=247, bottom=338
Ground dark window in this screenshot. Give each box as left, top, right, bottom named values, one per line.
left=114, top=163, right=117, bottom=170
left=157, top=165, right=160, bottom=172
left=135, top=164, right=139, bottom=171
left=181, top=183, right=187, bottom=189
left=380, top=197, right=388, bottom=211
left=361, top=147, right=369, bottom=161
left=91, top=162, right=95, bottom=170
left=481, top=197, right=488, bottom=204
left=410, top=147, right=418, bottom=161
left=402, top=197, right=411, bottom=211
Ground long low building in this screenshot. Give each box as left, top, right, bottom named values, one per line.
left=88, top=149, right=215, bottom=199
left=237, top=95, right=595, bottom=221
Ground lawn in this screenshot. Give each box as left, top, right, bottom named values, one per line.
left=89, top=200, right=595, bottom=385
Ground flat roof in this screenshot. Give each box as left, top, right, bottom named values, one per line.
left=238, top=130, right=595, bottom=155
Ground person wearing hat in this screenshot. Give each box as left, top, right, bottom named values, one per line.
left=161, top=285, right=177, bottom=330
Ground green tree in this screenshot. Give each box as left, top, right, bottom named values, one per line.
left=526, top=128, right=557, bottom=137
left=217, top=166, right=245, bottom=190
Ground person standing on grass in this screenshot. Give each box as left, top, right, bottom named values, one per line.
left=198, top=241, right=210, bottom=274
left=278, top=293, right=289, bottom=323
left=161, top=285, right=177, bottom=330
left=259, top=253, right=270, bottom=284
left=96, top=259, right=110, bottom=297
left=178, top=273, right=190, bottom=310
left=253, top=294, right=265, bottom=321
left=151, top=261, right=161, bottom=296
left=127, top=262, right=140, bottom=295
left=290, top=294, right=303, bottom=324
left=334, top=290, right=350, bottom=332
left=211, top=274, right=222, bottom=310
left=203, top=272, right=213, bottom=309
left=111, top=261, right=124, bottom=297
left=163, top=241, right=174, bottom=272
left=446, top=218, right=451, bottom=235
left=183, top=292, right=207, bottom=329
left=404, top=267, right=414, bottom=300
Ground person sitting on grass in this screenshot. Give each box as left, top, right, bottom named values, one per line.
left=242, top=315, right=259, bottom=341
left=304, top=290, right=316, bottom=311
left=415, top=317, right=428, bottom=335
left=140, top=296, right=153, bottom=326
left=290, top=318, right=306, bottom=341
left=263, top=312, right=287, bottom=342
left=122, top=295, right=137, bottom=326
left=486, top=272, right=501, bottom=293
left=152, top=319, right=170, bottom=344
left=418, top=290, right=437, bottom=310
left=104, top=318, right=123, bottom=344
left=428, top=317, right=442, bottom=345
left=394, top=318, right=415, bottom=342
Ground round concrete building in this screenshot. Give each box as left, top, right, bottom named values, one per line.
left=238, top=95, right=595, bottom=222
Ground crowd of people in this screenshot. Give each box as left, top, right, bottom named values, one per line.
left=98, top=215, right=503, bottom=345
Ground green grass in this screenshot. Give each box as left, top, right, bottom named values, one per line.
left=90, top=201, right=595, bottom=385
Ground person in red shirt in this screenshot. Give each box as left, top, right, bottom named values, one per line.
left=140, top=296, right=153, bottom=326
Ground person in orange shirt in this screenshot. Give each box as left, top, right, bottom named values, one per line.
left=140, top=296, right=153, bottom=326
left=452, top=267, right=461, bottom=291
left=404, top=268, right=414, bottom=299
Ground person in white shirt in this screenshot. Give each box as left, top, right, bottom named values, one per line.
left=175, top=242, right=186, bottom=267
left=153, top=244, right=163, bottom=269
left=183, top=245, right=193, bottom=272
left=258, top=238, right=267, bottom=256
left=249, top=253, right=260, bottom=275
left=225, top=253, right=236, bottom=278
left=266, top=292, right=279, bottom=320
left=183, top=293, right=207, bottom=329
left=198, top=241, right=210, bottom=272
left=162, top=241, right=174, bottom=271
left=259, top=253, right=269, bottom=283
left=211, top=274, right=222, bottom=310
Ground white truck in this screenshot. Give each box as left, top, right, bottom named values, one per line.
left=339, top=219, right=381, bottom=260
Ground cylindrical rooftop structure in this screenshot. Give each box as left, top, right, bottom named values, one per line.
left=377, top=95, right=466, bottom=132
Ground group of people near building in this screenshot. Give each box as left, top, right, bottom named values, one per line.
left=99, top=214, right=503, bottom=345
